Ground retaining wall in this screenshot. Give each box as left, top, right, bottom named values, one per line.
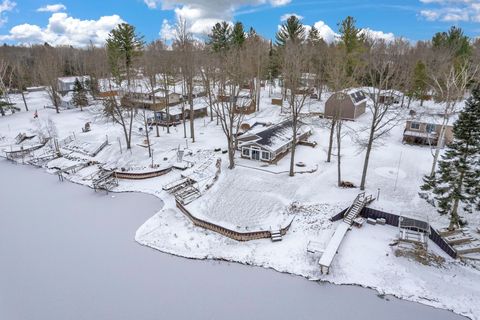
left=176, top=200, right=293, bottom=241
left=115, top=167, right=172, bottom=180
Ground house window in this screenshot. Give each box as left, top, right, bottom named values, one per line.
left=261, top=151, right=270, bottom=160
left=410, top=122, right=420, bottom=130
left=242, top=148, right=250, bottom=157
left=426, top=124, right=436, bottom=133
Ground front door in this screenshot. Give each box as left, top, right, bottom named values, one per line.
left=251, top=149, right=260, bottom=160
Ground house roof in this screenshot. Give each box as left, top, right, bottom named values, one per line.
left=238, top=120, right=309, bottom=152
left=58, top=76, right=90, bottom=84
left=345, top=89, right=367, bottom=106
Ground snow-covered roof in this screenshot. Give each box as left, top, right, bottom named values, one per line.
left=58, top=76, right=90, bottom=84
left=158, top=103, right=207, bottom=116
left=238, top=120, right=309, bottom=153
left=344, top=89, right=367, bottom=106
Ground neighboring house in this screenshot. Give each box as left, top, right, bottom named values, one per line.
left=57, top=76, right=90, bottom=94
left=217, top=92, right=256, bottom=115
left=378, top=90, right=403, bottom=105
left=151, top=104, right=208, bottom=126
left=237, top=120, right=311, bottom=163
left=121, top=85, right=182, bottom=111
left=324, top=89, right=367, bottom=120
left=403, top=119, right=454, bottom=147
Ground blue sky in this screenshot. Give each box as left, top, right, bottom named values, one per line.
left=0, top=0, right=479, bottom=46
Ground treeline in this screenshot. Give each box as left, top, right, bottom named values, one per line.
left=0, top=16, right=479, bottom=192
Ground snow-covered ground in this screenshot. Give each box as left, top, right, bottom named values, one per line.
left=1, top=87, right=479, bottom=320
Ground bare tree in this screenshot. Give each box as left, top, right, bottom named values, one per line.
left=427, top=56, right=478, bottom=177
left=213, top=47, right=248, bottom=169
left=358, top=41, right=404, bottom=190
left=281, top=41, right=312, bottom=177
left=174, top=17, right=197, bottom=143
left=37, top=47, right=63, bottom=113
left=143, top=40, right=165, bottom=137
left=325, top=46, right=356, bottom=163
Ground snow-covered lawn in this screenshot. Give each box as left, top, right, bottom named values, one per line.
left=1, top=88, right=479, bottom=320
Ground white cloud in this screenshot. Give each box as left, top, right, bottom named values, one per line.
left=37, top=3, right=66, bottom=13
left=419, top=0, right=480, bottom=22
left=305, top=20, right=396, bottom=44
left=146, top=0, right=291, bottom=36
left=0, top=0, right=16, bottom=27
left=360, top=28, right=395, bottom=43
left=159, top=18, right=176, bottom=41
left=144, top=0, right=158, bottom=9
left=0, top=13, right=124, bottom=47
left=311, top=20, right=338, bottom=43
left=280, top=13, right=303, bottom=22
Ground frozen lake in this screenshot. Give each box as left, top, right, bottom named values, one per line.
left=0, top=161, right=466, bottom=320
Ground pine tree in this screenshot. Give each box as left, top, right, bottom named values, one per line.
left=231, top=22, right=246, bottom=48
left=208, top=21, right=232, bottom=52
left=421, top=87, right=480, bottom=229
left=411, top=60, right=428, bottom=106
left=307, top=26, right=322, bottom=46
left=338, top=16, right=364, bottom=77
left=72, top=78, right=88, bottom=111
left=275, top=15, right=306, bottom=47
left=106, top=23, right=145, bottom=86
left=432, top=26, right=471, bottom=61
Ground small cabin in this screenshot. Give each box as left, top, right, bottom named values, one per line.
left=403, top=120, right=453, bottom=147
left=237, top=120, right=311, bottom=163
left=324, top=89, right=367, bottom=121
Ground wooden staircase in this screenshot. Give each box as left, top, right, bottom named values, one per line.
left=271, top=230, right=282, bottom=242
left=343, top=192, right=374, bottom=225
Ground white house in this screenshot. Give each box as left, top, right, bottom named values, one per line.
left=57, top=76, right=90, bottom=93
left=237, top=120, right=311, bottom=163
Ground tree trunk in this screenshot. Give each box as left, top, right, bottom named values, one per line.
left=21, top=91, right=29, bottom=111
left=143, top=109, right=152, bottom=158
left=336, top=120, right=342, bottom=187
left=188, top=80, right=195, bottom=143
left=430, top=120, right=448, bottom=177
left=360, top=122, right=376, bottom=191
left=228, top=138, right=235, bottom=169
left=407, top=96, right=412, bottom=109
left=289, top=120, right=297, bottom=177
left=327, top=119, right=336, bottom=162
left=127, top=109, right=134, bottom=149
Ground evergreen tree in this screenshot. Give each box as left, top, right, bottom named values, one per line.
left=247, top=27, right=258, bottom=39
left=338, top=16, right=364, bottom=77
left=231, top=22, right=246, bottom=48
left=208, top=21, right=232, bottom=52
left=106, top=23, right=144, bottom=86
left=338, top=16, right=363, bottom=54
left=307, top=25, right=322, bottom=46
left=432, top=26, right=471, bottom=61
left=421, top=87, right=480, bottom=229
left=411, top=60, right=428, bottom=106
left=275, top=15, right=306, bottom=46
left=72, top=78, right=88, bottom=111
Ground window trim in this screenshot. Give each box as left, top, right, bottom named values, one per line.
left=410, top=122, right=420, bottom=130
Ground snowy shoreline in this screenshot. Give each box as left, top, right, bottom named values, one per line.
left=1, top=158, right=476, bottom=319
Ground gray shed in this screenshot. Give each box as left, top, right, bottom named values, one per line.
left=324, top=89, right=367, bottom=121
